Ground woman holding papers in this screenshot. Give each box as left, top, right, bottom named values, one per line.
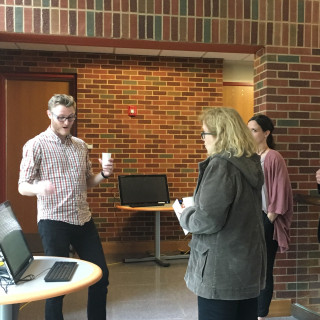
left=179, top=107, right=266, bottom=320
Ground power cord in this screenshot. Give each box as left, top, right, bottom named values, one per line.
left=0, top=275, right=14, bottom=294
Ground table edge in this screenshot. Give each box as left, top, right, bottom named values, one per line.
left=116, top=204, right=174, bottom=212
left=0, top=256, right=102, bottom=305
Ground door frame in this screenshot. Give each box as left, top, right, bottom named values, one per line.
left=0, top=72, right=77, bottom=203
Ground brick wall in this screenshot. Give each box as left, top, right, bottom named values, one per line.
left=0, top=49, right=222, bottom=242
left=254, top=46, right=320, bottom=308
left=1, top=0, right=320, bottom=47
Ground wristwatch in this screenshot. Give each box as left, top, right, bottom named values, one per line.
left=101, top=171, right=108, bottom=179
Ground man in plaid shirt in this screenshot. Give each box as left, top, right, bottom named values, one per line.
left=18, top=94, right=113, bottom=320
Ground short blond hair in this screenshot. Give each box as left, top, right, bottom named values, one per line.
left=48, top=94, right=76, bottom=111
left=199, top=107, right=257, bottom=157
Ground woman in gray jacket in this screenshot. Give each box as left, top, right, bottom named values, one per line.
left=180, top=107, right=266, bottom=320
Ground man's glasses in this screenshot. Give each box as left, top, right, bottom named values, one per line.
left=201, top=132, right=214, bottom=140
left=51, top=112, right=76, bottom=122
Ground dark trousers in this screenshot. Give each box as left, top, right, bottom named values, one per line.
left=38, top=219, right=109, bottom=320
left=257, top=212, right=278, bottom=317
left=198, top=296, right=258, bottom=320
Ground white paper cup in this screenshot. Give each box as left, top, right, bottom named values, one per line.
left=102, top=153, right=112, bottom=165
left=182, top=196, right=194, bottom=208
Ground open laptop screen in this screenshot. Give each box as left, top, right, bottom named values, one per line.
left=118, top=175, right=170, bottom=207
left=0, top=200, right=34, bottom=283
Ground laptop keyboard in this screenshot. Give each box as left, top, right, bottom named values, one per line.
left=44, top=261, right=78, bottom=282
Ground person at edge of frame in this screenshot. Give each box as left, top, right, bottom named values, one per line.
left=316, top=169, right=320, bottom=242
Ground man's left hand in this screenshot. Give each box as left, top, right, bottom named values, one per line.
left=99, top=158, right=114, bottom=178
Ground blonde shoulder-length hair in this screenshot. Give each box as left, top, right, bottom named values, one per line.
left=199, top=107, right=257, bottom=157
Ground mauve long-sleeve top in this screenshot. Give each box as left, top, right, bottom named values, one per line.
left=263, top=149, right=293, bottom=253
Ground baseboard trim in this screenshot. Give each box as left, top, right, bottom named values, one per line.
left=292, top=303, right=320, bottom=320
left=102, top=240, right=190, bottom=255
left=268, top=299, right=292, bottom=317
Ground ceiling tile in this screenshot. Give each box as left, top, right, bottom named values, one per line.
left=115, top=48, right=161, bottom=56
left=0, top=42, right=19, bottom=49
left=67, top=45, right=114, bottom=53
left=203, top=52, right=254, bottom=61
left=16, top=43, right=67, bottom=51
left=160, top=50, right=204, bottom=57
left=0, top=40, right=254, bottom=61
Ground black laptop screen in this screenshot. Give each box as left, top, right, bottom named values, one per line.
left=0, top=200, right=34, bottom=283
left=118, top=175, right=170, bottom=207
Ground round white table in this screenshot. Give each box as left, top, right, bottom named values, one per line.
left=0, top=256, right=102, bottom=320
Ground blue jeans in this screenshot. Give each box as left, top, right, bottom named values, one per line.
left=198, top=296, right=258, bottom=320
left=38, top=219, right=109, bottom=320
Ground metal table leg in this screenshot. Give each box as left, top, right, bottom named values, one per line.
left=0, top=304, right=19, bottom=320
left=123, top=209, right=189, bottom=267
left=153, top=211, right=170, bottom=267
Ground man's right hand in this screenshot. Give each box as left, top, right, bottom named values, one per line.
left=35, top=180, right=56, bottom=196
left=18, top=180, right=55, bottom=197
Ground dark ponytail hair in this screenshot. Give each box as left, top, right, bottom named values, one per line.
left=248, top=114, right=276, bottom=149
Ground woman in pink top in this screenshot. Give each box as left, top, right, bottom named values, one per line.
left=248, top=115, right=293, bottom=320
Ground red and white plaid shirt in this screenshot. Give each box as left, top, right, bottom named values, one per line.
left=19, top=127, right=93, bottom=225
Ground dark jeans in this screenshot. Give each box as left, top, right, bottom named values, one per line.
left=38, top=219, right=109, bottom=320
left=257, top=212, right=278, bottom=317
left=198, top=296, right=258, bottom=320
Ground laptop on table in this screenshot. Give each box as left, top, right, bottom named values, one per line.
left=0, top=200, right=34, bottom=284
left=118, top=174, right=170, bottom=207
left=0, top=200, right=78, bottom=285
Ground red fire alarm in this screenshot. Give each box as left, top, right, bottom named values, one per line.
left=128, top=105, right=137, bottom=117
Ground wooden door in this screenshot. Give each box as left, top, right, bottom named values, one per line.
left=223, top=84, right=254, bottom=124
left=6, top=80, right=69, bottom=234
left=0, top=74, right=76, bottom=241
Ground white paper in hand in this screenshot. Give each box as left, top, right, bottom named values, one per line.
left=172, top=199, right=189, bottom=235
